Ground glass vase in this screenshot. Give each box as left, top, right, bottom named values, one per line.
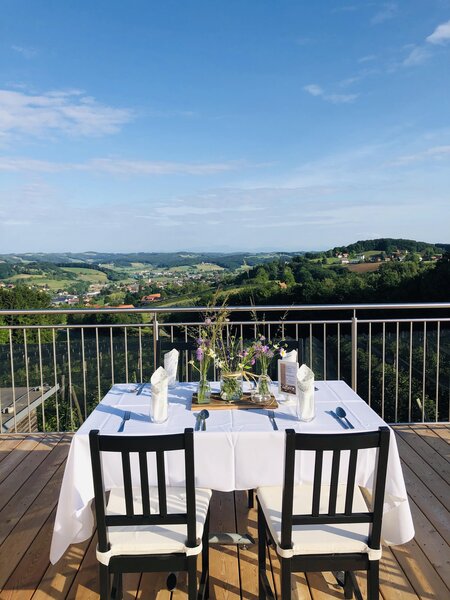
left=251, top=373, right=273, bottom=404
left=220, top=371, right=243, bottom=402
left=197, top=378, right=211, bottom=404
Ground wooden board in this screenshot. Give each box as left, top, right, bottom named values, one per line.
left=191, top=392, right=278, bottom=410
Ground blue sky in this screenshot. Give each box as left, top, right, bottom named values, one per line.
left=0, top=1, right=449, bottom=253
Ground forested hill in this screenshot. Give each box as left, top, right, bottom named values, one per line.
left=229, top=252, right=450, bottom=306
left=0, top=251, right=295, bottom=269
left=331, top=238, right=449, bottom=255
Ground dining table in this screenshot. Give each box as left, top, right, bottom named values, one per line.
left=50, top=379, right=415, bottom=564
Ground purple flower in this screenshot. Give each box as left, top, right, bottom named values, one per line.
left=196, top=348, right=204, bottom=361
left=205, top=318, right=212, bottom=326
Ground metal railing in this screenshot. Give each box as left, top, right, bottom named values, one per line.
left=0, top=303, right=449, bottom=432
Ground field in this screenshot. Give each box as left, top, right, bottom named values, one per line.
left=346, top=263, right=381, bottom=273
left=62, top=267, right=108, bottom=283
left=7, top=274, right=76, bottom=290
left=195, top=262, right=224, bottom=272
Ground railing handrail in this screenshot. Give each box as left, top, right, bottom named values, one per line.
left=1, top=301, right=450, bottom=316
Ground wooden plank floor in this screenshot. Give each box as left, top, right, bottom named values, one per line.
left=0, top=425, right=448, bottom=600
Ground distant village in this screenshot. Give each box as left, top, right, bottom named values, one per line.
left=0, top=264, right=224, bottom=308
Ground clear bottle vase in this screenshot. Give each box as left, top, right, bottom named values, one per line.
left=197, top=378, right=211, bottom=404
left=220, top=372, right=243, bottom=402
left=252, top=373, right=272, bottom=404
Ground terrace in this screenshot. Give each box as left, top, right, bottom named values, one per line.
left=0, top=303, right=449, bottom=599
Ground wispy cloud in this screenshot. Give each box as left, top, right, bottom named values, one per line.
left=0, top=88, right=133, bottom=139
left=11, top=45, right=38, bottom=59
left=388, top=145, right=450, bottom=166
left=303, top=84, right=323, bottom=97
left=0, top=156, right=243, bottom=176
left=303, top=84, right=358, bottom=104
left=358, top=54, right=377, bottom=63
left=402, top=19, right=450, bottom=68
left=426, top=19, right=450, bottom=45
left=402, top=46, right=432, bottom=67
left=371, top=2, right=398, bottom=25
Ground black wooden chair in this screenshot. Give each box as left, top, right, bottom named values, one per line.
left=89, top=428, right=211, bottom=600
left=257, top=426, right=390, bottom=599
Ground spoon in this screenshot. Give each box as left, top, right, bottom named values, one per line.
left=199, top=409, right=210, bottom=431
left=335, top=406, right=354, bottom=429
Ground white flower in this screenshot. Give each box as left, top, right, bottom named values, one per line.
left=280, top=348, right=286, bottom=358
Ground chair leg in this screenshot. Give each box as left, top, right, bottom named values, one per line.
left=257, top=503, right=267, bottom=600
left=99, top=564, right=110, bottom=600
left=280, top=558, right=291, bottom=600
left=111, top=572, right=122, bottom=600
left=200, top=509, right=210, bottom=599
left=344, top=571, right=353, bottom=599
left=367, top=561, right=379, bottom=600
left=187, top=555, right=197, bottom=600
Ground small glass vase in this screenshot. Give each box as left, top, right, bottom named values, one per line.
left=220, top=371, right=243, bottom=402
left=251, top=373, right=273, bottom=404
left=197, top=378, right=211, bottom=404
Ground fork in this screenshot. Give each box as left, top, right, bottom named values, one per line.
left=268, top=410, right=278, bottom=431
left=118, top=411, right=131, bottom=432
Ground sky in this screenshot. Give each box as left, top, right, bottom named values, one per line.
left=0, top=1, right=449, bottom=253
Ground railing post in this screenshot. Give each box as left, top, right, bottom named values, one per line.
left=351, top=312, right=358, bottom=392
left=153, top=313, right=159, bottom=371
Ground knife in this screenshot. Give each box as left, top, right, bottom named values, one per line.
left=268, top=410, right=278, bottom=431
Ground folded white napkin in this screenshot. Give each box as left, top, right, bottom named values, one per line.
left=150, top=367, right=169, bottom=423
left=164, top=348, right=179, bottom=387
left=296, top=364, right=315, bottom=421
left=282, top=349, right=298, bottom=362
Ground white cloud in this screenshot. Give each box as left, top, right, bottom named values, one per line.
left=0, top=156, right=241, bottom=176
left=303, top=84, right=323, bottom=97
left=0, top=88, right=133, bottom=139
left=11, top=45, right=37, bottom=59
left=402, top=46, right=432, bottom=67
left=427, top=20, right=450, bottom=45
left=358, top=54, right=377, bottom=63
left=303, top=84, right=358, bottom=104
left=371, top=3, right=398, bottom=25
left=326, top=93, right=359, bottom=104
left=401, top=19, right=450, bottom=68
left=389, top=145, right=450, bottom=166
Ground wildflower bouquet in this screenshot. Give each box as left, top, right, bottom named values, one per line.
left=251, top=335, right=281, bottom=376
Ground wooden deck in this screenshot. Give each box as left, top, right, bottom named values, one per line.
left=0, top=424, right=448, bottom=600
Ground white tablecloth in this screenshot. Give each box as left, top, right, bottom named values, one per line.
left=50, top=380, right=415, bottom=564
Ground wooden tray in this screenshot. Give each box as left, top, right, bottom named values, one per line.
left=191, top=391, right=278, bottom=410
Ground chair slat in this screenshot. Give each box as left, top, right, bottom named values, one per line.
left=156, top=450, right=167, bottom=516
left=184, top=428, right=197, bottom=547
left=328, top=450, right=341, bottom=515
left=139, top=451, right=151, bottom=515
left=345, top=449, right=358, bottom=514
left=121, top=451, right=134, bottom=516
left=312, top=450, right=323, bottom=515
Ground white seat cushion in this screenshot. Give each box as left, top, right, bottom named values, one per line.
left=96, top=486, right=212, bottom=565
left=257, top=484, right=380, bottom=560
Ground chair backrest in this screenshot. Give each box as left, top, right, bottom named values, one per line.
left=89, top=428, right=197, bottom=553
left=156, top=340, right=198, bottom=382
left=280, top=427, right=390, bottom=552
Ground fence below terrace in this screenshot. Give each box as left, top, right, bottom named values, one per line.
left=0, top=303, right=449, bottom=432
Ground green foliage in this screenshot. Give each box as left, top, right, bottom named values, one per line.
left=0, top=285, right=61, bottom=343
